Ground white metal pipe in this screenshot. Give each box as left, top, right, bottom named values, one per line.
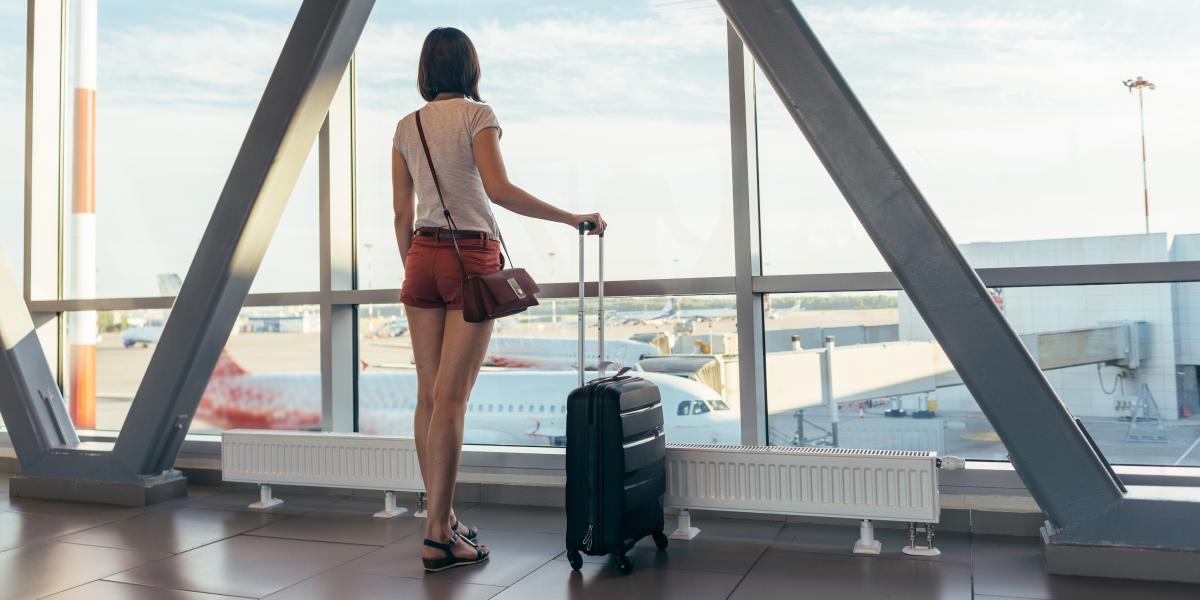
left=69, top=0, right=99, bottom=429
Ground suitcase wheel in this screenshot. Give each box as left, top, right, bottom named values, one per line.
left=652, top=530, right=669, bottom=551
left=616, top=554, right=634, bottom=575
left=567, top=549, right=583, bottom=571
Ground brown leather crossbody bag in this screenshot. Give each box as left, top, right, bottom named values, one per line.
left=414, top=110, right=539, bottom=323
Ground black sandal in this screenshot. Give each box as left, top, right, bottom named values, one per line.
left=452, top=518, right=479, bottom=542
left=422, top=532, right=489, bottom=573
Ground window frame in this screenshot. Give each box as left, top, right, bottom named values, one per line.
left=7, top=4, right=1200, bottom=497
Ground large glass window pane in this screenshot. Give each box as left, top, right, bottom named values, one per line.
left=761, top=1, right=1200, bottom=275
left=0, top=3, right=24, bottom=432
left=58, top=1, right=318, bottom=300
left=359, top=295, right=741, bottom=446
left=63, top=305, right=319, bottom=433
left=766, top=283, right=1200, bottom=466
left=355, top=2, right=733, bottom=288
left=0, top=2, right=23, bottom=280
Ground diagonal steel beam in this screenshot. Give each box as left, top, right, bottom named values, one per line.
left=0, top=246, right=79, bottom=463
left=12, top=0, right=376, bottom=495
left=104, top=0, right=374, bottom=479
left=718, top=1, right=1125, bottom=531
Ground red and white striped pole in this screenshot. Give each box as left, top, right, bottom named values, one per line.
left=69, top=0, right=98, bottom=429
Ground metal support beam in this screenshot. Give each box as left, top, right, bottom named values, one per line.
left=723, top=0, right=1122, bottom=521
left=10, top=0, right=375, bottom=488
left=320, top=57, right=358, bottom=432
left=727, top=23, right=767, bottom=446
left=720, top=0, right=1200, bottom=566
left=1, top=0, right=75, bottom=468
left=0, top=246, right=78, bottom=463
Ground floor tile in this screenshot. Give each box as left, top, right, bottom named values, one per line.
left=60, top=506, right=287, bottom=554
left=454, top=504, right=566, bottom=534
left=0, top=494, right=146, bottom=522
left=0, top=510, right=110, bottom=552
left=564, top=532, right=770, bottom=575
left=491, top=559, right=743, bottom=600
left=772, top=521, right=973, bottom=565
left=727, top=548, right=971, bottom=600
left=0, top=541, right=168, bottom=600
left=972, top=535, right=1200, bottom=599
left=40, top=579, right=246, bottom=600
left=339, top=529, right=563, bottom=587
left=181, top=488, right=351, bottom=515
left=559, top=517, right=778, bottom=575
left=106, top=535, right=377, bottom=598
left=264, top=569, right=504, bottom=600
left=245, top=508, right=424, bottom=546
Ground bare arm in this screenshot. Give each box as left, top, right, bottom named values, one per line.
left=392, top=146, right=415, bottom=262
left=473, top=128, right=607, bottom=235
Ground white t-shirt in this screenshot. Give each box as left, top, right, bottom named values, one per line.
left=393, top=98, right=503, bottom=236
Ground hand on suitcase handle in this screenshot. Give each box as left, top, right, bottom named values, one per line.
left=574, top=213, right=606, bottom=236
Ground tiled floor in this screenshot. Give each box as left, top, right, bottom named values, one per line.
left=2, top=475, right=1199, bottom=599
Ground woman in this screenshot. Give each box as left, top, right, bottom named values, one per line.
left=392, top=27, right=607, bottom=572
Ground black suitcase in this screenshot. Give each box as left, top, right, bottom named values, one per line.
left=564, top=223, right=668, bottom=575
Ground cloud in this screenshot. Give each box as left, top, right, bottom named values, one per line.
left=754, top=2, right=1200, bottom=274
left=354, top=11, right=727, bottom=121
left=7, top=1, right=1200, bottom=292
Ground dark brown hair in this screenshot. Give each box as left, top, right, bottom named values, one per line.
left=417, top=27, right=482, bottom=102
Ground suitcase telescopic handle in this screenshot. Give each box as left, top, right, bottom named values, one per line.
left=577, top=222, right=605, bottom=387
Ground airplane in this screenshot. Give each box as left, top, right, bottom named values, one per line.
left=119, top=274, right=182, bottom=348
left=610, top=297, right=737, bottom=325
left=121, top=320, right=164, bottom=348
left=196, top=350, right=741, bottom=445
left=483, top=337, right=661, bottom=370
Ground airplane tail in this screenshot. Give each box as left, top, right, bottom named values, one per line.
left=157, top=273, right=183, bottom=296
left=211, top=349, right=247, bottom=378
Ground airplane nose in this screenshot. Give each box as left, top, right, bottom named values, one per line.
left=711, top=415, right=742, bottom=445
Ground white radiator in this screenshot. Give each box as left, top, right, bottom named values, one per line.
left=222, top=430, right=422, bottom=492
left=664, top=443, right=940, bottom=523
left=220, top=430, right=941, bottom=551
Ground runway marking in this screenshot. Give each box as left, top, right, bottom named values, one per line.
left=1173, top=435, right=1200, bottom=466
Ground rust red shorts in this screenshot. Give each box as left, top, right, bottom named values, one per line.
left=400, top=228, right=502, bottom=310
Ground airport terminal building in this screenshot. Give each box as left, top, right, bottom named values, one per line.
left=2, top=1, right=1200, bottom=598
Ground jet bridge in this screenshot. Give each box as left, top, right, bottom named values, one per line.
left=764, top=321, right=1151, bottom=413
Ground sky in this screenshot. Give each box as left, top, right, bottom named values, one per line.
left=0, top=1, right=1197, bottom=297
left=0, top=2, right=23, bottom=281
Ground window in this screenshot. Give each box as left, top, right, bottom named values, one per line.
left=765, top=286, right=1200, bottom=466
left=359, top=295, right=741, bottom=446
left=0, top=2, right=21, bottom=432
left=761, top=2, right=1200, bottom=275
left=354, top=2, right=733, bottom=287
left=58, top=1, right=317, bottom=300
left=0, top=2, right=22, bottom=281
left=62, top=305, right=319, bottom=433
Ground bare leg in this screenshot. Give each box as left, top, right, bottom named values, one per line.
left=421, top=309, right=494, bottom=561
left=406, top=305, right=468, bottom=534
left=404, top=305, right=444, bottom=509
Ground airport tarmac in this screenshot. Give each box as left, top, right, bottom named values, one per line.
left=57, top=306, right=1200, bottom=467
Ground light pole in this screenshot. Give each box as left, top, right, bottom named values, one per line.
left=548, top=250, right=557, bottom=323
left=1123, top=76, right=1155, bottom=234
